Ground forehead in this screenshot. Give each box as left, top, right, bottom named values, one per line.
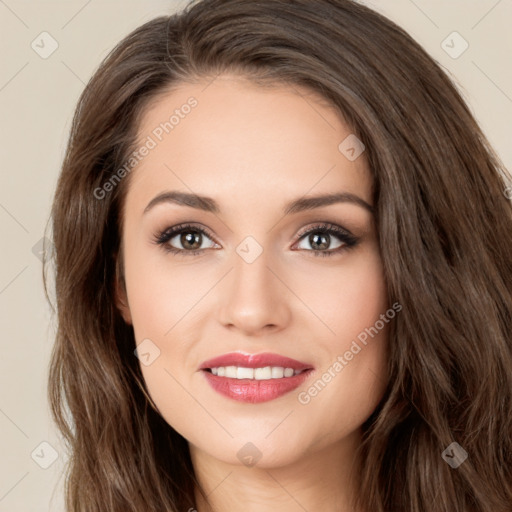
left=124, top=75, right=372, bottom=215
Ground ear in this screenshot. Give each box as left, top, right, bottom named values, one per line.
left=114, top=254, right=132, bottom=325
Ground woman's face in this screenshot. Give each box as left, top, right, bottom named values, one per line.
left=116, top=74, right=390, bottom=468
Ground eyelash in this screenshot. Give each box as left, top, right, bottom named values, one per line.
left=152, top=222, right=359, bottom=258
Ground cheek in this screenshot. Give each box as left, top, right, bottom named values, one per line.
left=297, top=245, right=388, bottom=343
left=295, top=248, right=389, bottom=419
left=139, top=356, right=191, bottom=422
left=123, top=245, right=208, bottom=430
left=123, top=244, right=205, bottom=341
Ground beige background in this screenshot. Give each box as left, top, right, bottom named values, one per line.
left=0, top=1, right=510, bottom=510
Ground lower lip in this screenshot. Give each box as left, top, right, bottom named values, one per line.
left=201, top=369, right=313, bottom=403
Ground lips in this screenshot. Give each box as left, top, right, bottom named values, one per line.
left=199, top=352, right=314, bottom=403
left=199, top=352, right=312, bottom=371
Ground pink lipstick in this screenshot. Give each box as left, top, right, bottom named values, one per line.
left=199, top=352, right=314, bottom=403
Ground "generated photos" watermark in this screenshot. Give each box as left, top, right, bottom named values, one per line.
left=93, top=96, right=198, bottom=200
left=298, top=301, right=402, bottom=405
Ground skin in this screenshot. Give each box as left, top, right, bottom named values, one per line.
left=115, top=74, right=390, bottom=512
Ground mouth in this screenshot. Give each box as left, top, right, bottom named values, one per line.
left=206, top=366, right=307, bottom=378
left=199, top=352, right=314, bottom=403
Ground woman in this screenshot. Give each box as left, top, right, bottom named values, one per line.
left=44, top=0, right=512, bottom=510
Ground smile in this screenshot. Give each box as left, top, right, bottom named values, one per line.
left=199, top=352, right=314, bottom=403
left=209, top=366, right=304, bottom=379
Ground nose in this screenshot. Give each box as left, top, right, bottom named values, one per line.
left=217, top=247, right=291, bottom=336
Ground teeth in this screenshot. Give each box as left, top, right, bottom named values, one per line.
left=225, top=366, right=237, bottom=378
left=237, top=367, right=254, bottom=379
left=284, top=368, right=294, bottom=377
left=208, top=366, right=303, bottom=380
left=254, top=366, right=272, bottom=380
left=271, top=366, right=284, bottom=378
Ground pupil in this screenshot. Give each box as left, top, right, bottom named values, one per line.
left=182, top=231, right=201, bottom=250
left=310, top=232, right=329, bottom=250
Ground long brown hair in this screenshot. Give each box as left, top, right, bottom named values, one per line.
left=44, top=0, right=512, bottom=510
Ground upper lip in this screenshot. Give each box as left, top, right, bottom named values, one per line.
left=199, top=352, right=313, bottom=371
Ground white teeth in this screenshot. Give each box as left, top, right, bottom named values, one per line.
left=271, top=366, right=284, bottom=378
left=254, top=366, right=272, bottom=380
left=237, top=367, right=254, bottom=379
left=209, top=366, right=304, bottom=380
left=225, top=366, right=237, bottom=378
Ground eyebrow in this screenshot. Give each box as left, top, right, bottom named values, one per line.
left=143, top=190, right=374, bottom=216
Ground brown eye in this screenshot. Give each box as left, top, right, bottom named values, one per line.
left=166, top=228, right=217, bottom=252
left=177, top=230, right=203, bottom=250
left=294, top=223, right=359, bottom=258
left=299, top=231, right=342, bottom=251
left=154, top=223, right=219, bottom=255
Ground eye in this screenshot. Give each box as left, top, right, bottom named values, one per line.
left=152, top=222, right=359, bottom=258
left=293, top=223, right=359, bottom=257
left=152, top=223, right=219, bottom=256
